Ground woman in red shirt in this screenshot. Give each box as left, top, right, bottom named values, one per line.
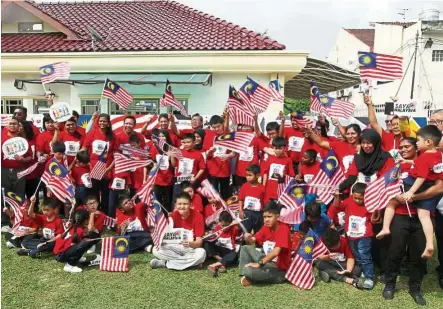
left=53, top=117, right=84, bottom=167
left=81, top=113, right=117, bottom=217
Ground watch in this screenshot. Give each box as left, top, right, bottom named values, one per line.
left=258, top=259, right=265, bottom=267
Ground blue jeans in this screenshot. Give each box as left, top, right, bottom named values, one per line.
left=349, top=237, right=374, bottom=279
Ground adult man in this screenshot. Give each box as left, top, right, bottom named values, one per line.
left=116, top=115, right=146, bottom=153
left=2, top=107, right=40, bottom=137
left=170, top=112, right=204, bottom=138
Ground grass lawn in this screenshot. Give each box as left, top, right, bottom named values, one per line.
left=2, top=237, right=443, bottom=309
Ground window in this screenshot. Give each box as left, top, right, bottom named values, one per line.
left=18, top=22, right=43, bottom=33
left=33, top=99, right=48, bottom=114
left=170, top=99, right=189, bottom=115
left=109, top=98, right=160, bottom=115
left=432, top=50, right=443, bottom=62
left=1, top=99, right=23, bottom=114
left=81, top=99, right=100, bottom=114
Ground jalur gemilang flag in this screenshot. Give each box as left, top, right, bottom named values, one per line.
left=358, top=51, right=403, bottom=81
left=269, top=79, right=284, bottom=103
left=100, top=236, right=130, bottom=272
left=102, top=79, right=133, bottom=110
left=310, top=82, right=354, bottom=119
left=40, top=62, right=70, bottom=84
left=213, top=131, right=254, bottom=155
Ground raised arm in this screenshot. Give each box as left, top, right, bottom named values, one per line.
left=279, top=111, right=285, bottom=138
left=52, top=122, right=60, bottom=145
left=331, top=118, right=346, bottom=139
left=364, top=95, right=382, bottom=136
left=305, top=128, right=331, bottom=150
left=253, top=115, right=261, bottom=137
left=169, top=111, right=180, bottom=137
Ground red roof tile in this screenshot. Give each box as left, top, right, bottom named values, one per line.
left=2, top=0, right=285, bottom=52
left=344, top=29, right=375, bottom=49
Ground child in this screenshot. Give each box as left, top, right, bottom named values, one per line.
left=257, top=121, right=280, bottom=178
left=239, top=201, right=291, bottom=286
left=234, top=125, right=259, bottom=191
left=116, top=194, right=152, bottom=253
left=205, top=211, right=239, bottom=277
left=377, top=125, right=443, bottom=258
left=171, top=133, right=206, bottom=200
left=316, top=228, right=361, bottom=288
left=128, top=134, right=148, bottom=198
left=303, top=201, right=334, bottom=237
left=263, top=137, right=295, bottom=202
left=83, top=195, right=106, bottom=235
left=108, top=167, right=131, bottom=219
left=238, top=164, right=265, bottom=233
left=296, top=149, right=321, bottom=184
left=151, top=192, right=206, bottom=270
left=292, top=221, right=311, bottom=252
left=20, top=196, right=63, bottom=258
left=334, top=182, right=374, bottom=289
left=71, top=150, right=92, bottom=206
left=53, top=209, right=100, bottom=273
left=180, top=181, right=204, bottom=215
left=4, top=199, right=38, bottom=249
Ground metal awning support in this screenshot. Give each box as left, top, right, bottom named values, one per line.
left=14, top=73, right=212, bottom=90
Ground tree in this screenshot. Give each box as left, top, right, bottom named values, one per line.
left=283, top=98, right=310, bottom=115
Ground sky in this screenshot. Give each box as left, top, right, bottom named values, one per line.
left=35, top=0, right=443, bottom=58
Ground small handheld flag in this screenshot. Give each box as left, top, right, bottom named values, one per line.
left=269, top=80, right=284, bottom=103
left=90, top=145, right=108, bottom=180
left=160, top=80, right=189, bottom=117
left=100, top=236, right=130, bottom=272
left=103, top=78, right=133, bottom=110
left=358, top=51, right=403, bottom=81
left=310, top=82, right=355, bottom=119
left=40, top=62, right=70, bottom=84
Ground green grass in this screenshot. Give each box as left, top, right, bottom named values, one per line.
left=2, top=237, right=443, bottom=309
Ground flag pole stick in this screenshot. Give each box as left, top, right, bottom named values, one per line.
left=311, top=230, right=347, bottom=272
left=2, top=188, right=7, bottom=212
left=400, top=184, right=412, bottom=217
left=33, top=178, right=44, bottom=198
left=201, top=217, right=248, bottom=240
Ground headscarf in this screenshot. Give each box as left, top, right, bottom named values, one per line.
left=354, top=129, right=391, bottom=176
left=194, top=128, right=206, bottom=150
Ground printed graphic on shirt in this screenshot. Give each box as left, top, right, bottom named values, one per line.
left=338, top=211, right=346, bottom=226
left=288, top=136, right=304, bottom=152
left=303, top=174, right=314, bottom=184
left=178, top=157, right=194, bottom=176
left=244, top=196, right=261, bottom=211
left=156, top=154, right=170, bottom=170
left=81, top=173, right=92, bottom=188
left=342, top=155, right=354, bottom=172
left=111, top=177, right=125, bottom=190
left=91, top=140, right=109, bottom=155
left=269, top=163, right=285, bottom=180
left=389, top=149, right=400, bottom=162
left=216, top=237, right=233, bottom=250
left=357, top=172, right=376, bottom=184
left=329, top=252, right=346, bottom=262
left=214, top=146, right=228, bottom=158
left=239, top=146, right=254, bottom=161
left=42, top=227, right=54, bottom=239
left=347, top=215, right=366, bottom=238
left=263, top=240, right=277, bottom=262
left=126, top=218, right=143, bottom=232
left=64, top=141, right=80, bottom=156
left=433, top=163, right=443, bottom=174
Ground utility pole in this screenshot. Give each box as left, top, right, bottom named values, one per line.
left=410, top=31, right=419, bottom=99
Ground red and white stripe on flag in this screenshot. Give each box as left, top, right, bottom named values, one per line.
left=162, top=93, right=189, bottom=117
left=308, top=167, right=344, bottom=205
left=111, top=114, right=158, bottom=135
left=250, top=84, right=271, bottom=114
left=90, top=161, right=107, bottom=180
left=40, top=62, right=70, bottom=84
left=103, top=87, right=133, bottom=110
left=310, top=96, right=355, bottom=119
left=103, top=215, right=116, bottom=228
left=41, top=172, right=73, bottom=203
left=17, top=161, right=40, bottom=179
left=147, top=206, right=168, bottom=249
left=360, top=53, right=403, bottom=81
left=213, top=131, right=255, bottom=154
left=114, top=153, right=153, bottom=174
left=100, top=237, right=129, bottom=272
left=4, top=197, right=23, bottom=230
left=365, top=176, right=402, bottom=213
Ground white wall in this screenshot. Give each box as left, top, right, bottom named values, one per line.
left=1, top=5, right=59, bottom=33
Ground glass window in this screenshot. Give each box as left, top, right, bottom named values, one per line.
left=109, top=98, right=160, bottom=115
left=81, top=99, right=100, bottom=114
left=33, top=100, right=48, bottom=114
left=18, top=22, right=43, bottom=33
left=432, top=50, right=443, bottom=62
left=1, top=99, right=23, bottom=114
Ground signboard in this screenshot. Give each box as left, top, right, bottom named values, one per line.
left=49, top=102, right=73, bottom=122
left=2, top=137, right=29, bottom=159
left=162, top=228, right=194, bottom=244
left=394, top=102, right=417, bottom=113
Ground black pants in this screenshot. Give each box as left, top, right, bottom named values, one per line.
left=434, top=210, right=443, bottom=278
left=127, top=231, right=153, bottom=253
left=243, top=210, right=263, bottom=234
left=4, top=233, right=37, bottom=248
left=21, top=236, right=55, bottom=253
left=55, top=239, right=100, bottom=266
left=1, top=167, right=26, bottom=226
left=75, top=185, right=93, bottom=207
left=315, top=260, right=361, bottom=282
left=154, top=185, right=173, bottom=214
left=371, top=223, right=391, bottom=275
left=233, top=175, right=246, bottom=194
left=93, top=179, right=110, bottom=216
left=25, top=177, right=41, bottom=209
left=384, top=214, right=427, bottom=293
left=204, top=241, right=237, bottom=266
left=208, top=175, right=231, bottom=200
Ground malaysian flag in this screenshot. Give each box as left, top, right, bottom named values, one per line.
left=213, top=131, right=255, bottom=155
left=278, top=179, right=305, bottom=225
left=269, top=80, right=284, bottom=103
left=239, top=77, right=271, bottom=114
left=114, top=153, right=153, bottom=174
left=277, top=175, right=293, bottom=199
left=147, top=194, right=168, bottom=249
left=40, top=62, right=70, bottom=84
left=103, top=79, right=133, bottom=110
left=226, top=86, right=255, bottom=126
left=165, top=146, right=183, bottom=161
left=365, top=164, right=402, bottom=213
left=111, top=114, right=158, bottom=135
left=103, top=215, right=117, bottom=228
left=90, top=145, right=108, bottom=180
left=119, top=145, right=151, bottom=159
left=291, top=112, right=316, bottom=128
left=2, top=190, right=25, bottom=230
left=285, top=229, right=328, bottom=289
left=307, top=150, right=345, bottom=205
left=310, top=83, right=355, bottom=119
left=160, top=80, right=189, bottom=117
left=17, top=160, right=44, bottom=179
left=100, top=236, right=130, bottom=272
left=41, top=158, right=75, bottom=203
left=134, top=161, right=160, bottom=205
left=358, top=51, right=403, bottom=81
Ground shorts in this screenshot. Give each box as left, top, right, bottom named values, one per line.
left=403, top=176, right=439, bottom=211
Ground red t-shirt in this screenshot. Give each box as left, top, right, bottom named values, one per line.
left=1, top=134, right=33, bottom=169
left=203, top=130, right=231, bottom=178
left=396, top=162, right=418, bottom=215
left=204, top=203, right=218, bottom=220
left=327, top=203, right=346, bottom=226
left=169, top=209, right=205, bottom=238
left=77, top=126, right=86, bottom=137
left=71, top=164, right=91, bottom=187
left=145, top=129, right=179, bottom=147
left=213, top=224, right=238, bottom=251
left=381, top=130, right=401, bottom=151
left=341, top=197, right=373, bottom=239
left=36, top=130, right=55, bottom=155
left=109, top=170, right=132, bottom=190
left=191, top=194, right=204, bottom=215
left=116, top=203, right=148, bottom=234
left=236, top=137, right=260, bottom=178
left=300, top=161, right=321, bottom=184
left=330, top=141, right=358, bottom=175
left=82, top=130, right=117, bottom=169
left=257, top=134, right=272, bottom=175
left=116, top=131, right=146, bottom=155
left=284, top=127, right=304, bottom=163
left=322, top=235, right=354, bottom=262
left=58, top=131, right=84, bottom=165
left=238, top=182, right=266, bottom=211
left=53, top=226, right=85, bottom=255
left=254, top=223, right=291, bottom=270
left=130, top=154, right=145, bottom=190
left=409, top=151, right=443, bottom=181
left=15, top=208, right=38, bottom=229
left=91, top=211, right=106, bottom=234
left=264, top=155, right=295, bottom=202
left=150, top=146, right=174, bottom=186
left=175, top=149, right=206, bottom=179
left=33, top=214, right=64, bottom=239
left=301, top=139, right=329, bottom=161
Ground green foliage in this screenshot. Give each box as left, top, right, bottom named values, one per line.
left=283, top=98, right=310, bottom=114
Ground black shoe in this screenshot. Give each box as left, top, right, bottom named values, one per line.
left=383, top=287, right=395, bottom=300
left=29, top=249, right=42, bottom=258
left=16, top=249, right=30, bottom=256
left=409, top=291, right=426, bottom=306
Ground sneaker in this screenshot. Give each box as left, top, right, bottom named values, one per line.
left=1, top=226, right=10, bottom=233
left=87, top=245, right=96, bottom=254
left=145, top=245, right=153, bottom=253
left=319, top=270, right=331, bottom=283
left=207, top=265, right=218, bottom=277
left=218, top=266, right=227, bottom=273
left=6, top=241, right=15, bottom=249
left=88, top=255, right=101, bottom=266
left=29, top=249, right=42, bottom=258
left=17, top=249, right=30, bottom=256
left=79, top=256, right=87, bottom=263
left=240, top=276, right=252, bottom=287
left=63, top=263, right=82, bottom=273
left=150, top=259, right=166, bottom=269
left=360, top=279, right=374, bottom=290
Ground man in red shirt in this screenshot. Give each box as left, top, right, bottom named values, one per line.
left=151, top=192, right=206, bottom=270
left=116, top=115, right=146, bottom=155
left=239, top=201, right=291, bottom=286
left=170, top=112, right=204, bottom=138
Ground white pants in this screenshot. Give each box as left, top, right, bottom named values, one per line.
left=153, top=244, right=206, bottom=270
